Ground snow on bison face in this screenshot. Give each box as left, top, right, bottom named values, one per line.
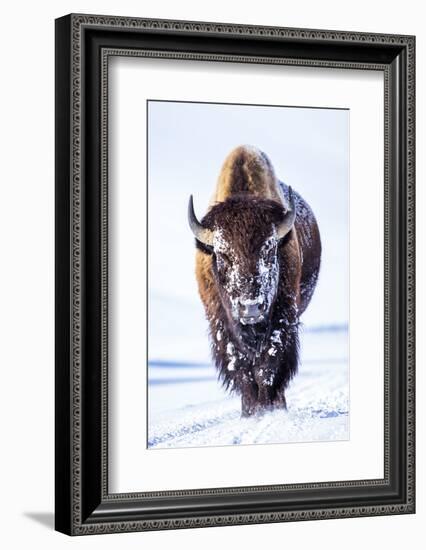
left=188, top=192, right=296, bottom=326
left=213, top=228, right=279, bottom=325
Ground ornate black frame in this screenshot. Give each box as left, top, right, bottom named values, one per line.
left=55, top=13, right=415, bottom=535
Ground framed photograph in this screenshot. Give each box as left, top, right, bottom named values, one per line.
left=55, top=14, right=415, bottom=535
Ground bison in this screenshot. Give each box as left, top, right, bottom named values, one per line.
left=188, top=145, right=321, bottom=416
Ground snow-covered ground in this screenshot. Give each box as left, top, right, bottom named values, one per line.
left=148, top=327, right=349, bottom=449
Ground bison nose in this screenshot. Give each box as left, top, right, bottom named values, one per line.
left=238, top=300, right=266, bottom=324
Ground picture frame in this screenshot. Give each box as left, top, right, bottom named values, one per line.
left=55, top=13, right=415, bottom=535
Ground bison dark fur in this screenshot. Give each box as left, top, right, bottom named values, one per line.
left=189, top=145, right=321, bottom=416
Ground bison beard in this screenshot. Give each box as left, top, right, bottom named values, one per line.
left=213, top=289, right=300, bottom=417
left=189, top=146, right=321, bottom=417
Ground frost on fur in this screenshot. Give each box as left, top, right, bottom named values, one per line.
left=191, top=146, right=321, bottom=416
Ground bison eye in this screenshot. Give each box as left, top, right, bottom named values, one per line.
left=217, top=252, right=231, bottom=267
left=262, top=246, right=276, bottom=264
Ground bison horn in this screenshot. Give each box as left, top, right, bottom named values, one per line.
left=188, top=195, right=214, bottom=247
left=277, top=186, right=296, bottom=240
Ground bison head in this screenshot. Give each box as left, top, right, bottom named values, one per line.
left=188, top=190, right=296, bottom=326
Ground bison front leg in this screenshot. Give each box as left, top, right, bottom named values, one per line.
left=254, top=367, right=275, bottom=413
left=240, top=377, right=259, bottom=417
left=257, top=383, right=287, bottom=413
left=254, top=367, right=287, bottom=413
left=272, top=387, right=287, bottom=410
